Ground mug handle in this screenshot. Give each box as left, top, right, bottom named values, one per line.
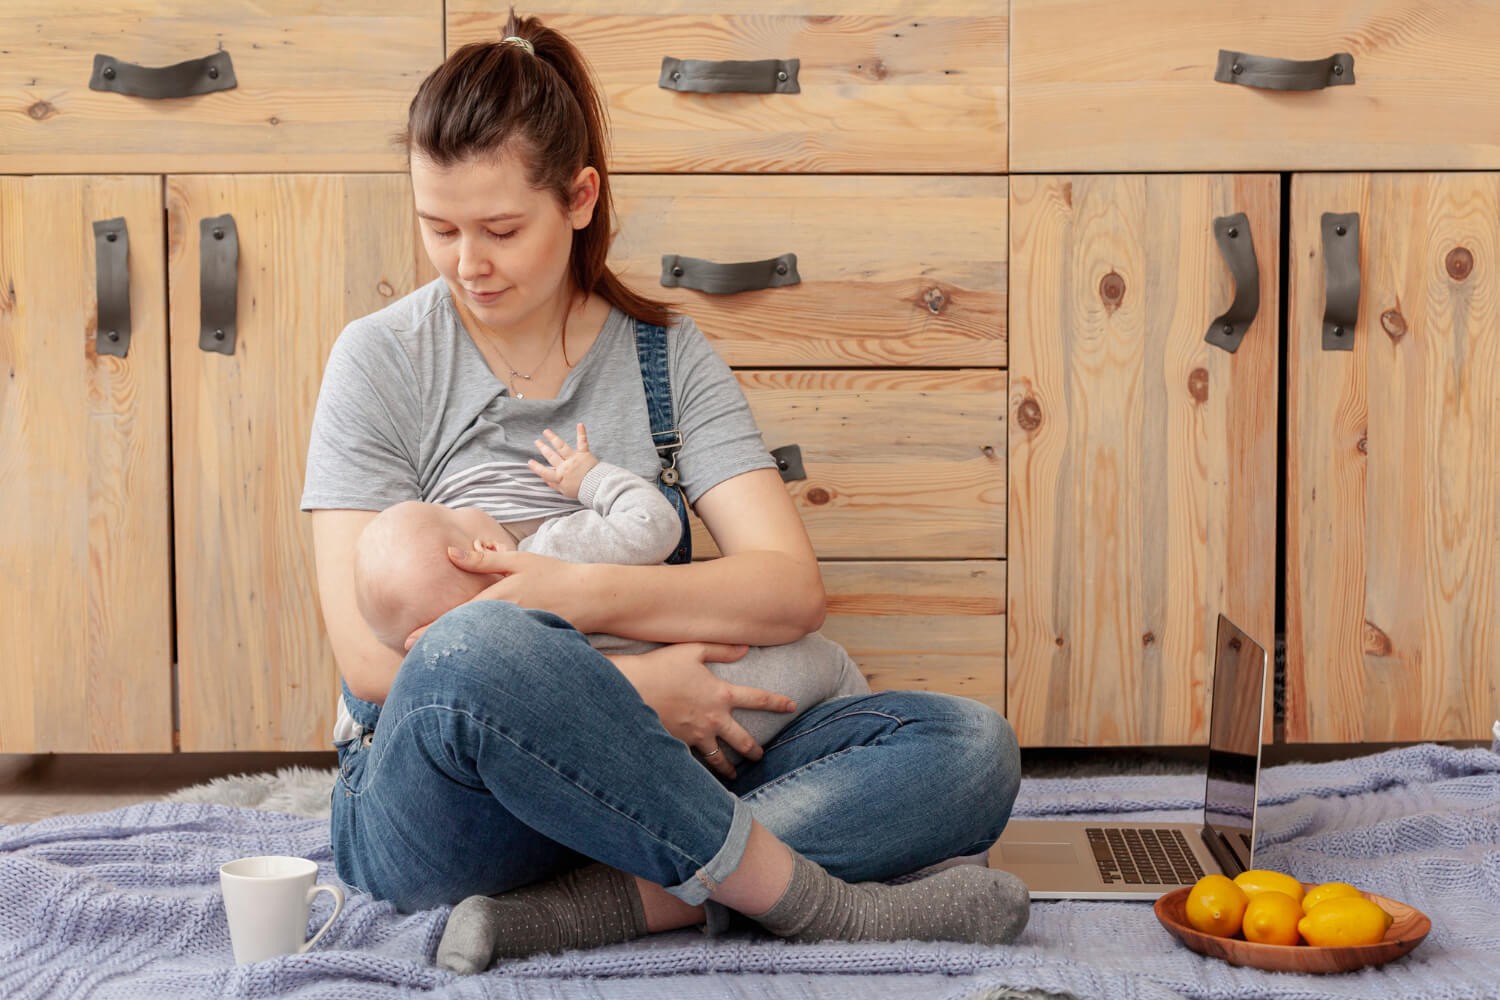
left=299, top=883, right=345, bottom=954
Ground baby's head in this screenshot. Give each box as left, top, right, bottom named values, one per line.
left=354, top=501, right=516, bottom=652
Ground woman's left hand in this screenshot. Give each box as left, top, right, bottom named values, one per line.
left=402, top=544, right=588, bottom=650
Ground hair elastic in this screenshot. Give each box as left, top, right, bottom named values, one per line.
left=501, top=35, right=535, bottom=55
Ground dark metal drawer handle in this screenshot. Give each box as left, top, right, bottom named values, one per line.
left=90, top=51, right=237, bottom=99
left=199, top=215, right=239, bottom=355
left=770, top=444, right=806, bottom=483
left=1214, top=49, right=1354, bottom=91
left=1205, top=212, right=1260, bottom=354
left=660, top=253, right=801, bottom=295
left=93, top=218, right=131, bottom=358
left=659, top=57, right=800, bottom=94
left=1321, top=212, right=1360, bottom=352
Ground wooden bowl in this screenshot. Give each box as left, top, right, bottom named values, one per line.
left=1154, top=884, right=1431, bottom=974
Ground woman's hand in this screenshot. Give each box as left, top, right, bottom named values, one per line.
left=403, top=544, right=589, bottom=649
left=609, top=644, right=796, bottom=779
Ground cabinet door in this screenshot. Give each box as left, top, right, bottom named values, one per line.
left=1007, top=175, right=1278, bottom=747
left=0, top=176, right=172, bottom=752
left=168, top=174, right=432, bottom=751
left=1288, top=173, right=1500, bottom=743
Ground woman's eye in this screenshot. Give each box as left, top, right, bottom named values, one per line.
left=487, top=229, right=517, bottom=241
left=430, top=228, right=457, bottom=239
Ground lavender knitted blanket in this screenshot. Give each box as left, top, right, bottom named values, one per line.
left=2, top=743, right=1497, bottom=1000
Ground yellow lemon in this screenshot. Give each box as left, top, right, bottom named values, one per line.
left=1301, top=881, right=1363, bottom=914
left=1184, top=874, right=1249, bottom=938
left=1241, top=889, right=1304, bottom=946
left=1232, top=869, right=1306, bottom=905
left=1297, top=896, right=1395, bottom=947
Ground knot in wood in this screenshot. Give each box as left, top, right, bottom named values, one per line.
left=1380, top=309, right=1407, bottom=340
left=377, top=280, right=395, bottom=298
left=1187, top=368, right=1209, bottom=403
left=1446, top=247, right=1474, bottom=281
left=805, top=487, right=832, bottom=506
left=1016, top=397, right=1043, bottom=432
left=1099, top=271, right=1126, bottom=307
left=27, top=100, right=55, bottom=121
left=922, top=286, right=947, bottom=314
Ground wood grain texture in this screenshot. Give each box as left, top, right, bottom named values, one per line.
left=0, top=1, right=442, bottom=173
left=1012, top=0, right=1500, bottom=172
left=450, top=2, right=1006, bottom=172
left=1287, top=172, right=1500, bottom=743
left=1006, top=175, right=1278, bottom=748
left=689, top=369, right=1005, bottom=560
left=168, top=174, right=434, bottom=752
left=0, top=176, right=173, bottom=752
left=820, top=560, right=1004, bottom=715
left=610, top=175, right=1006, bottom=367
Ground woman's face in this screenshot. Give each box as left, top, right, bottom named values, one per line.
left=410, top=151, right=598, bottom=333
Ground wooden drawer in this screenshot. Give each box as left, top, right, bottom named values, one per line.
left=0, top=2, right=441, bottom=173
left=1011, top=0, right=1500, bottom=172
left=690, top=369, right=1005, bottom=560
left=448, top=2, right=1006, bottom=173
left=610, top=175, right=1006, bottom=367
left=822, top=561, right=1004, bottom=714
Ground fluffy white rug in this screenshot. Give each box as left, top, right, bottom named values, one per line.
left=163, top=766, right=337, bottom=818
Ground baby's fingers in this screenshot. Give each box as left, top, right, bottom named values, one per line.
left=541, top=427, right=573, bottom=456
left=574, top=422, right=590, bottom=454
left=534, top=437, right=564, bottom=466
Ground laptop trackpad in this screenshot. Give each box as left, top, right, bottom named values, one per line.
left=995, top=842, right=1078, bottom=865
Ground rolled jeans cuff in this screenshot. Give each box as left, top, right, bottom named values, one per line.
left=663, top=797, right=752, bottom=906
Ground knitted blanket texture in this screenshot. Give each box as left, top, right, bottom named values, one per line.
left=1, top=743, right=1497, bottom=1000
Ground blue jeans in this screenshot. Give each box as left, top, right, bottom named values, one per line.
left=331, top=601, right=1021, bottom=912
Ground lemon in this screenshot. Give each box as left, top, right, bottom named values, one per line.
left=1297, top=896, right=1395, bottom=947
left=1301, top=881, right=1362, bottom=914
left=1241, top=889, right=1304, bottom=946
left=1184, top=874, right=1249, bottom=938
left=1232, top=869, right=1306, bottom=905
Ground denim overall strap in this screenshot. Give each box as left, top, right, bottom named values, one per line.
left=633, top=319, right=691, bottom=564
left=341, top=676, right=383, bottom=731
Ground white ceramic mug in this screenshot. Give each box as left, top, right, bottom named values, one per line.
left=219, top=855, right=345, bottom=964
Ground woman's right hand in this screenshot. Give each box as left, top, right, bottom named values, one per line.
left=609, top=643, right=796, bottom=779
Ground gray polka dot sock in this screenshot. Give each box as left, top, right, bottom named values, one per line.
left=751, top=852, right=1030, bottom=945
left=435, top=863, right=649, bottom=972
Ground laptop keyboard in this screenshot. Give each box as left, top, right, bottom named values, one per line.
left=1086, top=827, right=1205, bottom=886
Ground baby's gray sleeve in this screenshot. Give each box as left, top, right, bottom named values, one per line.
left=521, top=462, right=680, bottom=565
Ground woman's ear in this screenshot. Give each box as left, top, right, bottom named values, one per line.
left=568, top=167, right=601, bottom=230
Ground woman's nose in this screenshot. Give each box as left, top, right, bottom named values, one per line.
left=456, top=238, right=490, bottom=281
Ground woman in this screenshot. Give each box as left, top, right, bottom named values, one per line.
left=301, top=13, right=1027, bottom=973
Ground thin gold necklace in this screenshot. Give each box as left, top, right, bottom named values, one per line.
left=487, top=320, right=565, bottom=400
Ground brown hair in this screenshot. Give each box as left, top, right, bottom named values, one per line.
left=402, top=11, right=671, bottom=327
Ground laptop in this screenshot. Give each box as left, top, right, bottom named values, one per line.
left=992, top=614, right=1270, bottom=900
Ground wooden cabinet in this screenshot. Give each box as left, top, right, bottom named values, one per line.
left=1006, top=174, right=1279, bottom=746
left=1287, top=172, right=1500, bottom=743
left=1, top=172, right=432, bottom=752
left=1011, top=0, right=1500, bottom=172
left=450, top=2, right=1007, bottom=173
left=0, top=176, right=173, bottom=752
left=0, top=1, right=440, bottom=173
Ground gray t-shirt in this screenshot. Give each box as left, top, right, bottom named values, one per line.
left=301, top=278, right=774, bottom=518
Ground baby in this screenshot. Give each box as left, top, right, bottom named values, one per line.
left=353, top=424, right=869, bottom=763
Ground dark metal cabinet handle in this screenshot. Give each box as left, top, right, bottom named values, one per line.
left=770, top=444, right=806, bottom=483
left=1321, top=212, right=1361, bottom=351
left=659, top=57, right=800, bottom=94
left=199, top=215, right=239, bottom=355
left=1214, top=49, right=1354, bottom=91
left=92, top=218, right=131, bottom=358
left=660, top=253, right=801, bottom=295
left=90, top=51, right=237, bottom=99
left=1205, top=212, right=1260, bottom=354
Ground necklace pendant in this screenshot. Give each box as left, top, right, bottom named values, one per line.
left=513, top=390, right=525, bottom=400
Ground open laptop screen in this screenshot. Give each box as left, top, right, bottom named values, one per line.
left=1201, top=616, right=1269, bottom=873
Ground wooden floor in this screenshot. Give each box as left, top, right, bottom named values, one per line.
left=0, top=751, right=337, bottom=825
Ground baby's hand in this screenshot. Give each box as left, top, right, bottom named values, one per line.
left=529, top=423, right=597, bottom=499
